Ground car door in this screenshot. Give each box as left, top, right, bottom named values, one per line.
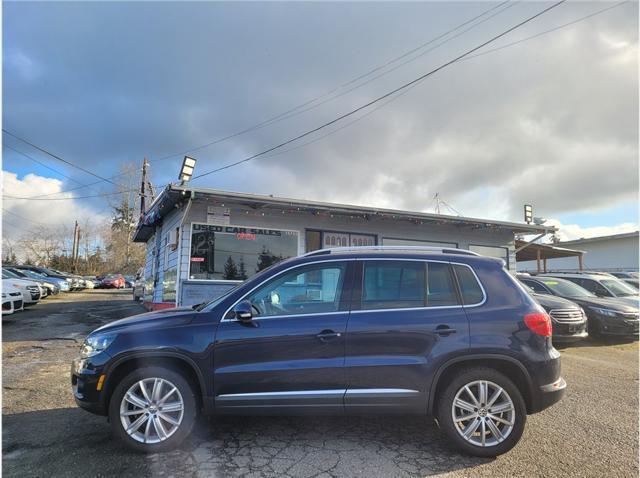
left=213, top=260, right=353, bottom=413
left=344, top=259, right=470, bottom=413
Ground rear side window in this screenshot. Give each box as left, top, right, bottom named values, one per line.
left=453, top=264, right=484, bottom=305
left=426, top=262, right=459, bottom=306
left=363, top=261, right=425, bottom=310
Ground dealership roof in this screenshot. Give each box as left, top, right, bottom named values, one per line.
left=555, top=231, right=639, bottom=246
left=133, top=184, right=554, bottom=242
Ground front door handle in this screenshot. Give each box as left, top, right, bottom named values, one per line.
left=435, top=325, right=457, bottom=337
left=316, top=330, right=342, bottom=342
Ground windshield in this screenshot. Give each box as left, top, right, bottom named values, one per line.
left=2, top=269, right=19, bottom=279
left=601, top=279, right=638, bottom=297
left=540, top=278, right=595, bottom=298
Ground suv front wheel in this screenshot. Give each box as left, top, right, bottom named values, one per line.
left=109, top=366, right=197, bottom=452
left=436, top=367, right=526, bottom=457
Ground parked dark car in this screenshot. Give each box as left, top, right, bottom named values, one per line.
left=519, top=276, right=639, bottom=338
left=72, top=247, right=565, bottom=456
left=527, top=292, right=587, bottom=341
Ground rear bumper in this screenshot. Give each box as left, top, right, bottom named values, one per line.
left=530, top=377, right=566, bottom=413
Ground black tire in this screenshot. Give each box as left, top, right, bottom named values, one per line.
left=436, top=367, right=526, bottom=457
left=108, top=366, right=197, bottom=453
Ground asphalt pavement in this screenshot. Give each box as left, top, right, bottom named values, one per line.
left=2, top=289, right=638, bottom=477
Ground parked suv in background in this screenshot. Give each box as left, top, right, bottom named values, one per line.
left=538, top=272, right=639, bottom=307
left=518, top=276, right=639, bottom=337
left=72, top=247, right=565, bottom=456
left=528, top=292, right=588, bottom=341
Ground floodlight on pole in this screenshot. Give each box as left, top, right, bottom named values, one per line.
left=179, top=156, right=197, bottom=183
left=524, top=204, right=533, bottom=224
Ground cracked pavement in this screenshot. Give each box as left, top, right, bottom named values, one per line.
left=3, top=290, right=638, bottom=477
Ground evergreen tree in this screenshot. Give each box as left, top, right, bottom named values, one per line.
left=223, top=256, right=239, bottom=280
left=256, top=246, right=278, bottom=272
left=238, top=258, right=248, bottom=280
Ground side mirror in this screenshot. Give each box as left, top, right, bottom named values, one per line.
left=233, top=300, right=253, bottom=321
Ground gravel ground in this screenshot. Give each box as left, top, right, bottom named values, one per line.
left=2, top=289, right=638, bottom=477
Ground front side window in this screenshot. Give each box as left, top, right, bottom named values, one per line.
left=600, top=279, right=638, bottom=297
left=245, top=263, right=347, bottom=318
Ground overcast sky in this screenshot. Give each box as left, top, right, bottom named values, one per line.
left=3, top=1, right=638, bottom=243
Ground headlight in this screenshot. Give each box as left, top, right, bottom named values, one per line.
left=80, top=334, right=117, bottom=357
left=2, top=293, right=6, bottom=298
left=589, top=307, right=619, bottom=317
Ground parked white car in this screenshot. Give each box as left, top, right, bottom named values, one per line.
left=0, top=272, right=42, bottom=306
left=2, top=282, right=25, bottom=315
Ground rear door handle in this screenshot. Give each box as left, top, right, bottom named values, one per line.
left=316, top=330, right=342, bottom=342
left=435, top=325, right=457, bottom=337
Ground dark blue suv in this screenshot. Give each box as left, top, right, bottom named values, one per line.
left=72, top=247, right=565, bottom=456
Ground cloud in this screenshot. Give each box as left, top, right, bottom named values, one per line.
left=2, top=1, right=638, bottom=228
left=2, top=171, right=109, bottom=243
left=542, top=218, right=638, bottom=242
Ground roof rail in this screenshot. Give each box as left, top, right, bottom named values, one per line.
left=538, top=271, right=614, bottom=276
left=301, top=245, right=480, bottom=257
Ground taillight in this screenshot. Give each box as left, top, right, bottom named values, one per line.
left=524, top=312, right=552, bottom=337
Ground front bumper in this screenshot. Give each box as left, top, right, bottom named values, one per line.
left=552, top=320, right=588, bottom=341
left=71, top=356, right=108, bottom=415
left=592, top=314, right=639, bottom=337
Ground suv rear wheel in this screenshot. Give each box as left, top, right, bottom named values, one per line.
left=436, top=367, right=526, bottom=457
left=108, top=366, right=197, bottom=452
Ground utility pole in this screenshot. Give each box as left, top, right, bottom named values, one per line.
left=140, top=158, right=148, bottom=218
left=71, top=220, right=80, bottom=273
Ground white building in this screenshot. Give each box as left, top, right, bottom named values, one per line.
left=132, top=185, right=552, bottom=309
left=517, top=231, right=639, bottom=272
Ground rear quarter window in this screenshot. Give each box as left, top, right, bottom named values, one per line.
left=453, top=264, right=484, bottom=305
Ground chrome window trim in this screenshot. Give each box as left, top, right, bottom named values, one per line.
left=221, top=257, right=486, bottom=321
left=221, top=259, right=351, bottom=322
left=345, top=388, right=419, bottom=395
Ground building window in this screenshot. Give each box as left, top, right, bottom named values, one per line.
left=305, top=230, right=376, bottom=252
left=189, top=224, right=299, bottom=280
left=382, top=237, right=458, bottom=248
left=469, top=244, right=509, bottom=268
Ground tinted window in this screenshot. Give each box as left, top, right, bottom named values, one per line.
left=427, top=262, right=459, bottom=306
left=246, top=263, right=347, bottom=317
left=520, top=279, right=548, bottom=294
left=362, top=261, right=425, bottom=310
left=453, top=264, right=484, bottom=304
left=573, top=278, right=610, bottom=296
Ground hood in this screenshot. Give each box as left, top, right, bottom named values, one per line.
left=612, top=296, right=640, bottom=308
left=4, top=278, right=39, bottom=288
left=560, top=294, right=639, bottom=312
left=93, top=306, right=197, bottom=334
left=531, top=293, right=580, bottom=311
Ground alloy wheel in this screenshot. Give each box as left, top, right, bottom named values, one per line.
left=451, top=380, right=515, bottom=447
left=119, top=377, right=184, bottom=444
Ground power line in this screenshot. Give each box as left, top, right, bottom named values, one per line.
left=2, top=208, right=48, bottom=226
left=150, top=1, right=515, bottom=163
left=191, top=0, right=567, bottom=181
left=462, top=0, right=630, bottom=61
left=3, top=188, right=139, bottom=201
left=244, top=0, right=631, bottom=168
left=3, top=144, right=86, bottom=186
left=2, top=129, right=117, bottom=186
